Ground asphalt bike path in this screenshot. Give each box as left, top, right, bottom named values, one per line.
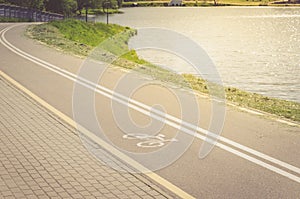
left=0, top=23, right=299, bottom=198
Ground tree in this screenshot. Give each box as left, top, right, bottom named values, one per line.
left=76, top=0, right=96, bottom=15
left=62, top=0, right=77, bottom=16
left=29, top=0, right=45, bottom=10
left=44, top=0, right=63, bottom=13
left=45, top=0, right=77, bottom=15
left=5, top=0, right=45, bottom=10
left=90, top=0, right=103, bottom=9
left=77, top=0, right=87, bottom=15
left=116, top=0, right=122, bottom=8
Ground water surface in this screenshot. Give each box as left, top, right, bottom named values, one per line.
left=97, top=7, right=300, bottom=102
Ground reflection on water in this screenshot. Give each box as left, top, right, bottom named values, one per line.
left=96, top=7, right=300, bottom=102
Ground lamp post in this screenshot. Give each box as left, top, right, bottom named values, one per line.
left=84, top=3, right=90, bottom=22
left=85, top=4, right=88, bottom=22
left=103, top=0, right=111, bottom=25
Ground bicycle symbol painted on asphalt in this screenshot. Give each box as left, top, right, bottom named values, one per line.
left=123, top=133, right=178, bottom=148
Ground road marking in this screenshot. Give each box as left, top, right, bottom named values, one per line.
left=1, top=24, right=300, bottom=184
left=0, top=70, right=194, bottom=199
left=123, top=133, right=178, bottom=148
left=228, top=102, right=300, bottom=127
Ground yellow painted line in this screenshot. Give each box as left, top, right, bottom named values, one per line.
left=0, top=70, right=195, bottom=199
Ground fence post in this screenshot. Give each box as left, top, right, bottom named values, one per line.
left=0, top=5, right=4, bottom=17
left=11, top=6, right=14, bottom=18
left=4, top=5, right=10, bottom=18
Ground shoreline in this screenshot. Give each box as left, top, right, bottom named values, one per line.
left=25, top=20, right=300, bottom=123
left=122, top=0, right=300, bottom=7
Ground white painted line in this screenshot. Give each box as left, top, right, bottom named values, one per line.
left=229, top=102, right=300, bottom=127
left=276, top=119, right=299, bottom=127
left=0, top=70, right=194, bottom=199
left=1, top=24, right=300, bottom=184
left=237, top=107, right=264, bottom=116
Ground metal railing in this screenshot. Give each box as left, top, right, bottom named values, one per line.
left=0, top=4, right=64, bottom=22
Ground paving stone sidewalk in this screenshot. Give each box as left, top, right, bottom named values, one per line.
left=0, top=76, right=173, bottom=199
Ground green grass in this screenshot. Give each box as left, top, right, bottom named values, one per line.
left=85, top=8, right=124, bottom=15
left=122, top=0, right=295, bottom=7
left=122, top=1, right=169, bottom=7
left=183, top=74, right=300, bottom=122
left=50, top=19, right=128, bottom=47
left=26, top=19, right=136, bottom=57
left=217, top=0, right=272, bottom=6
left=26, top=19, right=300, bottom=123
left=27, top=21, right=91, bottom=56
left=0, top=17, right=33, bottom=22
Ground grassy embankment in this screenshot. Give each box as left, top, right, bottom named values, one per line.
left=122, top=0, right=299, bottom=7
left=26, top=19, right=300, bottom=122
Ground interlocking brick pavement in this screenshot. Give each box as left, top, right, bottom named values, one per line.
left=0, top=75, right=173, bottom=199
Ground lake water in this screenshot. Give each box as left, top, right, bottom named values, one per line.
left=96, top=7, right=300, bottom=102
